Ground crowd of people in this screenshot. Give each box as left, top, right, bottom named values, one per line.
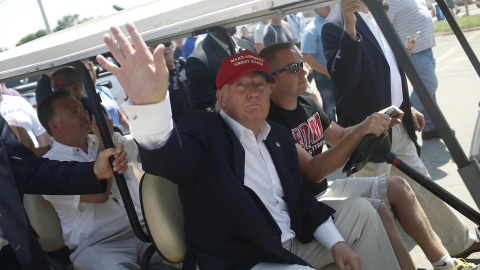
left=1, top=0, right=480, bottom=270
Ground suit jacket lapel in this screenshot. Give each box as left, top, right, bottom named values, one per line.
left=219, top=116, right=245, bottom=183
left=263, top=138, right=295, bottom=195
left=356, top=13, right=386, bottom=59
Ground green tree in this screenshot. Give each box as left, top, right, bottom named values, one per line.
left=53, top=14, right=93, bottom=32
left=16, top=29, right=47, bottom=46
left=0, top=48, right=8, bottom=53
left=15, top=14, right=94, bottom=47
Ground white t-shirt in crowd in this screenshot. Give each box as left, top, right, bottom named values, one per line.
left=0, top=95, right=47, bottom=146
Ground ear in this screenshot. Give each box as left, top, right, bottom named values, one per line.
left=48, top=121, right=59, bottom=135
left=216, top=89, right=226, bottom=109
left=269, top=81, right=277, bottom=92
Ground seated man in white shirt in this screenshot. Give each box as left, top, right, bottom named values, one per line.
left=95, top=22, right=403, bottom=270
left=36, top=90, right=157, bottom=270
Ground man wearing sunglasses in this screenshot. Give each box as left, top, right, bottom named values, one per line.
left=261, top=42, right=473, bottom=270
left=51, top=67, right=108, bottom=121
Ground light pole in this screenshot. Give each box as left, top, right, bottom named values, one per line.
left=37, top=0, right=52, bottom=34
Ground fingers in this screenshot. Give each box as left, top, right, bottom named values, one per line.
left=152, top=44, right=169, bottom=78
left=125, top=22, right=149, bottom=55
left=111, top=25, right=135, bottom=59
left=100, top=30, right=126, bottom=67
left=342, top=0, right=363, bottom=14
left=96, top=54, right=121, bottom=77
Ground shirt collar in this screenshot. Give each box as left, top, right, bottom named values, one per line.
left=51, top=135, right=98, bottom=156
left=210, top=34, right=240, bottom=54
left=220, top=110, right=271, bottom=143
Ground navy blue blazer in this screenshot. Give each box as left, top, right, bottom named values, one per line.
left=322, top=4, right=416, bottom=142
left=138, top=111, right=335, bottom=270
left=0, top=116, right=106, bottom=270
left=186, top=34, right=257, bottom=111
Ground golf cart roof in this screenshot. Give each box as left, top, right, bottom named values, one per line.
left=0, top=0, right=337, bottom=83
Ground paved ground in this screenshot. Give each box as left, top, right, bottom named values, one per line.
left=327, top=22, right=480, bottom=269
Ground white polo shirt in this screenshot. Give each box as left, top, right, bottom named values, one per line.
left=43, top=133, right=143, bottom=249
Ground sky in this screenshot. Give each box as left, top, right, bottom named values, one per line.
left=0, top=0, right=153, bottom=49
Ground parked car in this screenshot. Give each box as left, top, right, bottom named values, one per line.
left=4, top=74, right=42, bottom=109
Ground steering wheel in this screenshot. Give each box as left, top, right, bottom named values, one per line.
left=342, top=108, right=398, bottom=177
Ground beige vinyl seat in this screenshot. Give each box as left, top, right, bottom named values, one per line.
left=23, top=194, right=72, bottom=270
left=140, top=173, right=186, bottom=269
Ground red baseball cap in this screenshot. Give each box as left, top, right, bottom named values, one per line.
left=216, top=50, right=276, bottom=90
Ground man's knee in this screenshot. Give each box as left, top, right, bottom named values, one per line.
left=387, top=176, right=415, bottom=203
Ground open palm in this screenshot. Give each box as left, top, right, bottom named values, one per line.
left=96, top=22, right=169, bottom=105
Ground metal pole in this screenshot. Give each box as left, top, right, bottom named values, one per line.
left=37, top=0, right=52, bottom=34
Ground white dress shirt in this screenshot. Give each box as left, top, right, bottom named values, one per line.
left=359, top=12, right=403, bottom=108
left=42, top=133, right=143, bottom=249
left=123, top=95, right=343, bottom=249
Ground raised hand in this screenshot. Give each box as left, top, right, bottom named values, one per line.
left=96, top=22, right=169, bottom=105
left=341, top=0, right=363, bottom=41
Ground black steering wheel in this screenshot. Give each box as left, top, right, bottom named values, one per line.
left=342, top=108, right=398, bottom=177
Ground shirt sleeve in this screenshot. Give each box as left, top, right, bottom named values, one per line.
left=313, top=217, right=345, bottom=250
left=121, top=93, right=173, bottom=151
left=301, top=28, right=317, bottom=54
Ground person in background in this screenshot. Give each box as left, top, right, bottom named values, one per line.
left=85, top=61, right=130, bottom=133
left=253, top=19, right=270, bottom=52
left=174, top=38, right=184, bottom=60
left=301, top=5, right=336, bottom=122
left=240, top=25, right=254, bottom=45
left=150, top=41, right=190, bottom=122
left=0, top=83, right=21, bottom=96
left=50, top=67, right=107, bottom=121
left=35, top=71, right=56, bottom=105
left=463, top=0, right=480, bottom=16
left=387, top=0, right=446, bottom=140
left=0, top=83, right=51, bottom=147
left=285, top=12, right=306, bottom=47
left=182, top=36, right=198, bottom=59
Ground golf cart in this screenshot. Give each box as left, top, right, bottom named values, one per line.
left=0, top=0, right=479, bottom=268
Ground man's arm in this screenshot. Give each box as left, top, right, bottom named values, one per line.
left=303, top=54, right=330, bottom=77
left=298, top=108, right=401, bottom=182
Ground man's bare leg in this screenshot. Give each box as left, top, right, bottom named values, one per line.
left=378, top=202, right=416, bottom=270
left=387, top=176, right=448, bottom=263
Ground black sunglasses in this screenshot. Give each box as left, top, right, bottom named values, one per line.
left=52, top=81, right=80, bottom=92
left=271, top=61, right=304, bottom=75
left=163, top=41, right=172, bottom=47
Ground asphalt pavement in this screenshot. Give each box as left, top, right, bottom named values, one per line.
left=327, top=11, right=480, bottom=269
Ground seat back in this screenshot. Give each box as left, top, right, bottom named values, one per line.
left=140, top=173, right=186, bottom=263
left=23, top=194, right=65, bottom=252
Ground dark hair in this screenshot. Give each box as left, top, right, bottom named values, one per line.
left=258, top=42, right=293, bottom=68
left=37, top=90, right=72, bottom=136
left=51, top=66, right=82, bottom=85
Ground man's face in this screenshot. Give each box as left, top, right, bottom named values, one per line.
left=241, top=27, right=249, bottom=37
left=50, top=96, right=91, bottom=139
left=269, top=49, right=307, bottom=98
left=51, top=74, right=84, bottom=101
left=163, top=42, right=174, bottom=65
left=315, top=6, right=332, bottom=18
left=217, top=72, right=270, bottom=128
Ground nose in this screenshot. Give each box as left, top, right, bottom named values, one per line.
left=299, top=67, right=307, bottom=77
left=247, top=85, right=261, bottom=98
